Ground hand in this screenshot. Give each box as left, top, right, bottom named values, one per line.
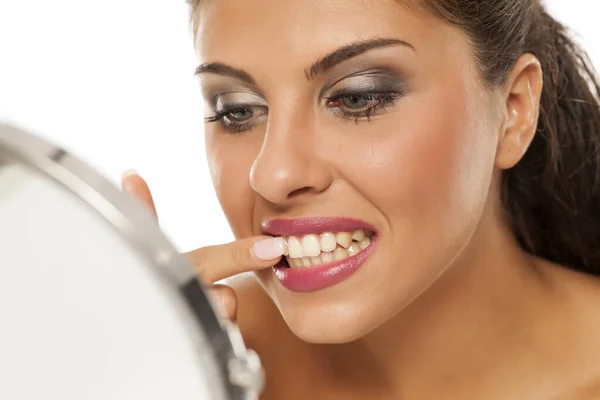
left=121, top=171, right=284, bottom=321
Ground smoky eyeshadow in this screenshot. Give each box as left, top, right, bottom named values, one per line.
left=207, top=88, right=267, bottom=110
left=322, top=69, right=408, bottom=98
left=201, top=68, right=407, bottom=110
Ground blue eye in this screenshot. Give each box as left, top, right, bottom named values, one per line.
left=229, top=108, right=254, bottom=122
left=326, top=92, right=402, bottom=121
left=342, top=95, right=369, bottom=109
left=205, top=105, right=268, bottom=134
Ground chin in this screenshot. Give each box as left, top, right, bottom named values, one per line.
left=276, top=300, right=386, bottom=344
left=286, top=318, right=370, bottom=344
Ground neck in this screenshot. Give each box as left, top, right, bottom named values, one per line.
left=330, top=206, right=553, bottom=397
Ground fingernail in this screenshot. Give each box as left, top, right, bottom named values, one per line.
left=208, top=291, right=226, bottom=318
left=251, top=237, right=285, bottom=260
left=213, top=293, right=226, bottom=315
left=121, top=169, right=138, bottom=191
left=121, top=169, right=139, bottom=180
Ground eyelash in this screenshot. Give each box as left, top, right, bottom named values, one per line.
left=205, top=107, right=262, bottom=134
left=205, top=91, right=403, bottom=134
left=324, top=91, right=402, bottom=123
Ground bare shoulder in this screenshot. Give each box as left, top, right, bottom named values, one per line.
left=536, top=259, right=600, bottom=398
left=538, top=258, right=600, bottom=310
left=226, top=274, right=317, bottom=400
left=539, top=260, right=600, bottom=346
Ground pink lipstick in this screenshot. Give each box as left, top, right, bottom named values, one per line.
left=261, top=217, right=378, bottom=292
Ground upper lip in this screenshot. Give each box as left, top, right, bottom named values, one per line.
left=260, top=217, right=377, bottom=237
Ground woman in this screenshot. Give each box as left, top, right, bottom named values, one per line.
left=123, top=0, right=600, bottom=398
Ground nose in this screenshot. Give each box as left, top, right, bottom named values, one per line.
left=249, top=114, right=333, bottom=206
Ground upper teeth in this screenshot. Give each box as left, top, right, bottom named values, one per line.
left=283, top=229, right=374, bottom=259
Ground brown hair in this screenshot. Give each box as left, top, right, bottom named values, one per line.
left=186, top=0, right=600, bottom=274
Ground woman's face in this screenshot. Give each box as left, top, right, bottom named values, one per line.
left=197, top=0, right=503, bottom=343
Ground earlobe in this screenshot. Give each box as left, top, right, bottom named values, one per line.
left=495, top=53, right=543, bottom=170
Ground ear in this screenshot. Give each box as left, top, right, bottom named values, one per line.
left=495, top=53, right=543, bottom=170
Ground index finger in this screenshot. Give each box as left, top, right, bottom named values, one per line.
left=121, top=170, right=158, bottom=220
left=185, top=236, right=285, bottom=284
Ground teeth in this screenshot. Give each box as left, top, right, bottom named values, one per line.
left=319, top=232, right=337, bottom=252
left=348, top=242, right=360, bottom=256
left=288, top=257, right=302, bottom=267
left=335, top=232, right=352, bottom=249
left=302, top=234, right=321, bottom=257
left=333, top=247, right=349, bottom=261
left=351, top=229, right=365, bottom=241
left=283, top=240, right=289, bottom=256
left=285, top=252, right=336, bottom=268
left=358, top=237, right=371, bottom=250
left=288, top=236, right=303, bottom=258
left=320, top=252, right=334, bottom=263
left=282, top=229, right=376, bottom=268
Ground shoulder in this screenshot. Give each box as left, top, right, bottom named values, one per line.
left=537, top=259, right=600, bottom=311
left=535, top=259, right=600, bottom=398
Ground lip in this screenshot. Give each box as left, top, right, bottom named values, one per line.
left=273, top=235, right=378, bottom=292
left=262, top=217, right=379, bottom=292
left=261, top=217, right=377, bottom=237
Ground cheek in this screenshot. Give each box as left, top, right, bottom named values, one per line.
left=205, top=133, right=257, bottom=238
left=343, top=85, right=497, bottom=243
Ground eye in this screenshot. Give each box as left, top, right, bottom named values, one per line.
left=342, top=95, right=369, bottom=109
left=326, top=92, right=402, bottom=121
left=205, top=105, right=268, bottom=134
left=229, top=108, right=254, bottom=122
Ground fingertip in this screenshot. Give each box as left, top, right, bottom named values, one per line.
left=221, top=292, right=238, bottom=322
left=121, top=169, right=140, bottom=191
left=209, top=285, right=238, bottom=322
left=121, top=169, right=139, bottom=180
left=250, top=236, right=285, bottom=261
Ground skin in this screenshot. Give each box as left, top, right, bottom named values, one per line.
left=124, top=0, right=600, bottom=398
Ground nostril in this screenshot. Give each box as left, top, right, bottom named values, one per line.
left=287, top=186, right=315, bottom=198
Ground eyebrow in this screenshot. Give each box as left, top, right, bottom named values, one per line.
left=195, top=62, right=256, bottom=85
left=194, top=37, right=414, bottom=84
left=305, top=38, right=415, bottom=81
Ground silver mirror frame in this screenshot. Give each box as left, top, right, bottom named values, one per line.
left=0, top=122, right=264, bottom=400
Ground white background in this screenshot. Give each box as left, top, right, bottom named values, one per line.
left=0, top=0, right=598, bottom=253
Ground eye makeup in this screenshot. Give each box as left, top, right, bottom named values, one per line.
left=203, top=67, right=409, bottom=133
left=322, top=68, right=408, bottom=96
left=321, top=68, right=408, bottom=122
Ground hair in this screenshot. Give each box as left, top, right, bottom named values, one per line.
left=186, top=0, right=600, bottom=274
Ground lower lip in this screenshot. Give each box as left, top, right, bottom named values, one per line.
left=273, top=237, right=378, bottom=292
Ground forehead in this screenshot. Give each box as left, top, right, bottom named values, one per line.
left=195, top=0, right=463, bottom=71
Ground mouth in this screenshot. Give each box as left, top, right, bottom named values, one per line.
left=261, top=217, right=378, bottom=292
left=280, top=228, right=375, bottom=267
